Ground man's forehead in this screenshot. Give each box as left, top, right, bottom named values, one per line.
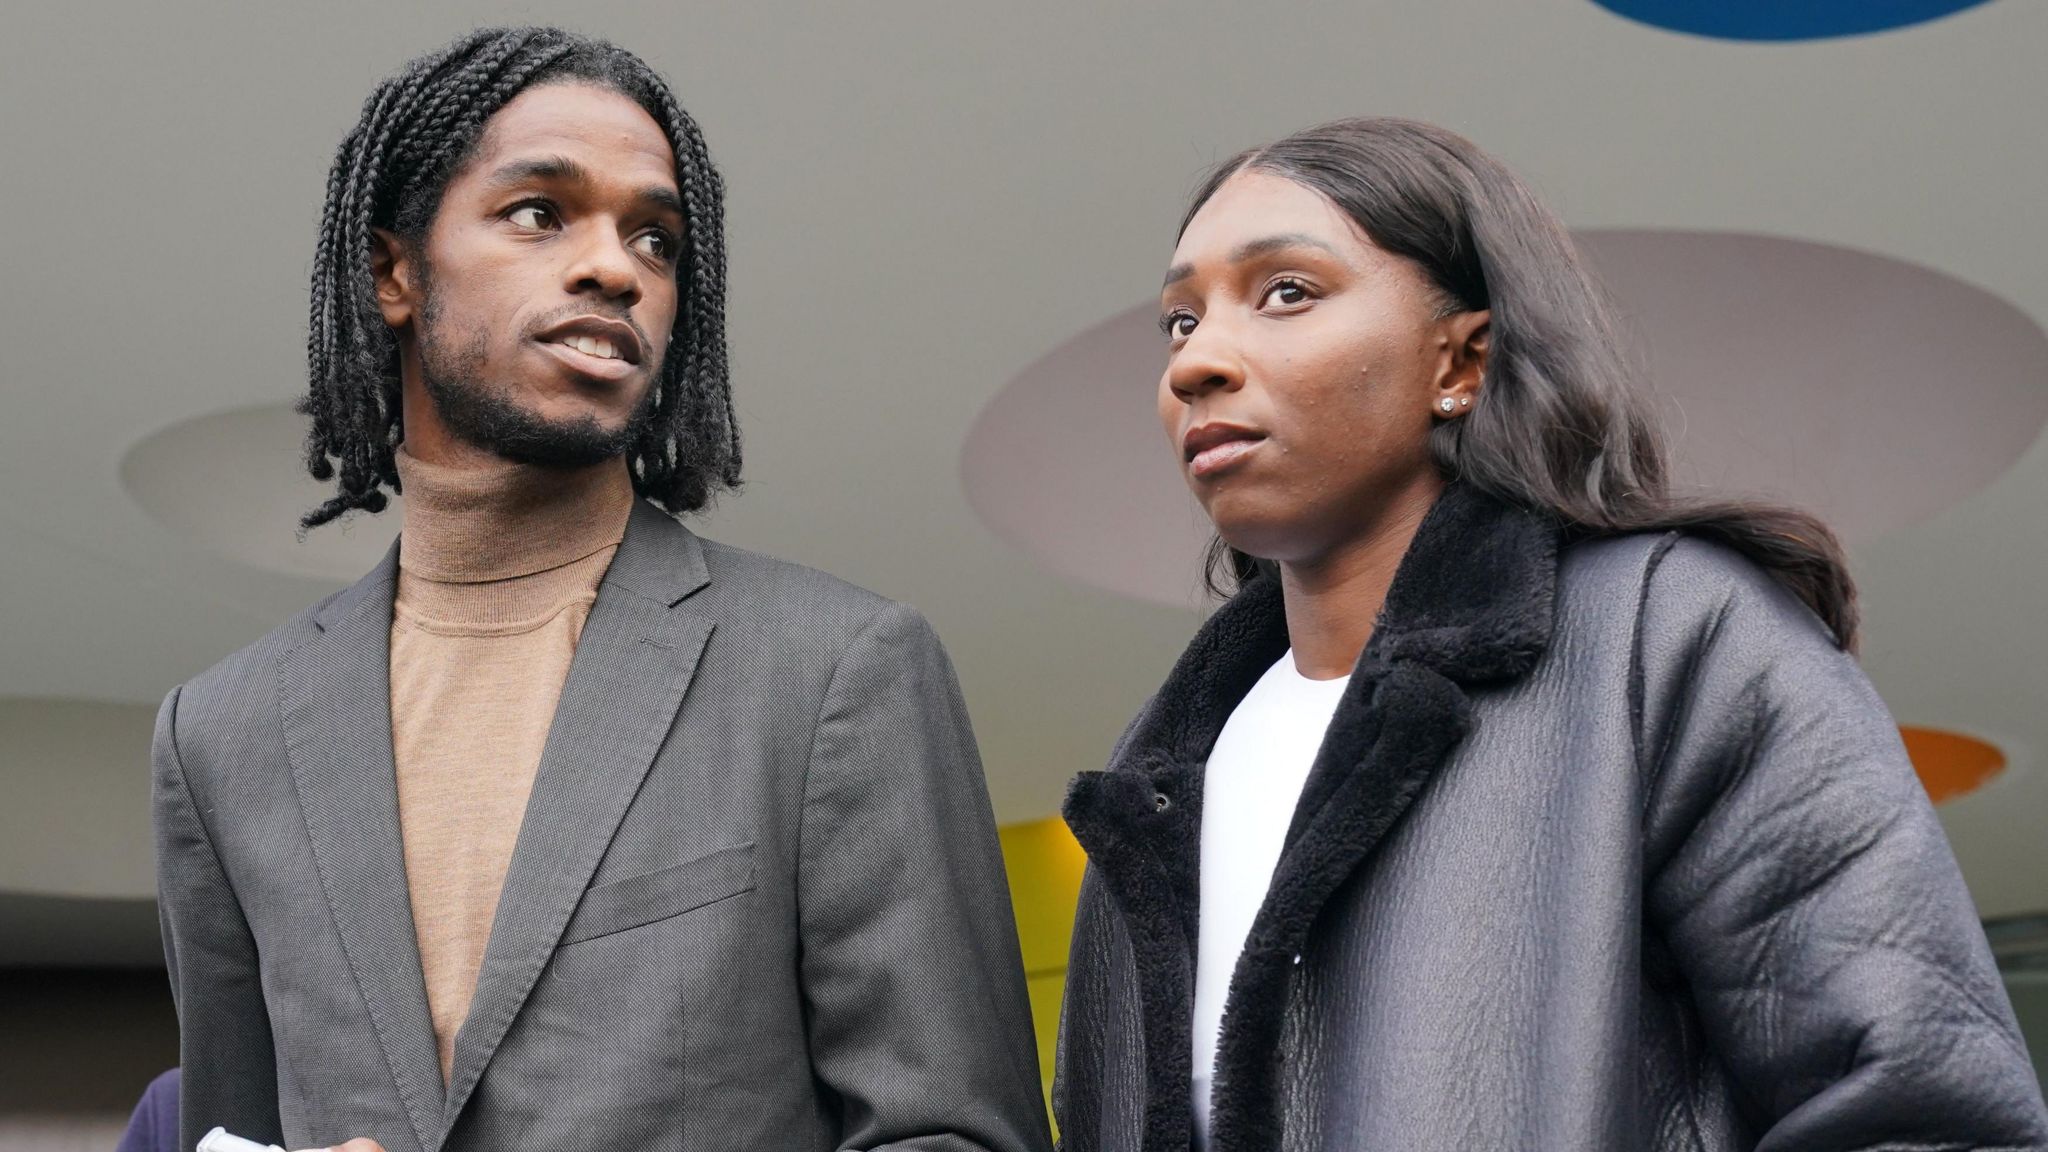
left=470, top=83, right=678, bottom=183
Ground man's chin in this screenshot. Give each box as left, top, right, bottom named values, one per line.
left=476, top=418, right=637, bottom=469
left=425, top=376, right=645, bottom=469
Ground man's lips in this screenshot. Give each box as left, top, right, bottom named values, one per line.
left=1183, top=423, right=1267, bottom=479
left=535, top=337, right=641, bottom=383
left=532, top=314, right=645, bottom=366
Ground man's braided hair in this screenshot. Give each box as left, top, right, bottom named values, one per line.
left=300, top=26, right=739, bottom=529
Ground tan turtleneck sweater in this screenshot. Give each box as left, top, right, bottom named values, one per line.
left=388, top=446, right=636, bottom=1080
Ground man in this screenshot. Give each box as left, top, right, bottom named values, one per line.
left=153, top=28, right=1050, bottom=1152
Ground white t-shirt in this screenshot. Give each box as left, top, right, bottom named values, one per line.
left=1191, top=650, right=1351, bottom=1149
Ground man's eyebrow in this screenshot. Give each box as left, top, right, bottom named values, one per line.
left=1162, top=232, right=1343, bottom=289
left=482, top=154, right=686, bottom=219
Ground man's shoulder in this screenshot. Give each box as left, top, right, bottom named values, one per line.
left=683, top=535, right=958, bottom=679
left=173, top=586, right=338, bottom=724
left=693, top=535, right=897, bottom=630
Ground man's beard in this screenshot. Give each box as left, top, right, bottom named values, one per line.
left=414, top=278, right=655, bottom=469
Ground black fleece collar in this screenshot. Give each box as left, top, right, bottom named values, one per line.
left=1062, top=482, right=1560, bottom=1152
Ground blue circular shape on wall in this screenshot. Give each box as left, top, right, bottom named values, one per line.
left=1591, top=0, right=1997, bottom=40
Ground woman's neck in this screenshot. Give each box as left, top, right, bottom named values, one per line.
left=1279, top=477, right=1443, bottom=680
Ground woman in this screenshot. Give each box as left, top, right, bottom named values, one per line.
left=1053, top=118, right=2048, bottom=1151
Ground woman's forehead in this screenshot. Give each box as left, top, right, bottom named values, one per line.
left=1173, top=170, right=1370, bottom=265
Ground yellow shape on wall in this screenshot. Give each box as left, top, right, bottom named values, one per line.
left=998, top=816, right=1087, bottom=1121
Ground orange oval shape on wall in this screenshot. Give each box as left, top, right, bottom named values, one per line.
left=1901, top=727, right=2006, bottom=804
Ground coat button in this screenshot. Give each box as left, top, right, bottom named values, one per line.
left=1153, top=792, right=1171, bottom=812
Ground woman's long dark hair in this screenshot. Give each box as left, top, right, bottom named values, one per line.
left=1190, top=118, right=1858, bottom=649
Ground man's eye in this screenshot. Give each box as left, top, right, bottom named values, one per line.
left=631, top=230, right=676, bottom=260
left=507, top=204, right=557, bottom=230
left=1261, top=279, right=1309, bottom=308
left=1161, top=312, right=1197, bottom=340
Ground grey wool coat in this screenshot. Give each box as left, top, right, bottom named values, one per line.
left=153, top=501, right=1054, bottom=1152
left=1054, top=484, right=2048, bottom=1151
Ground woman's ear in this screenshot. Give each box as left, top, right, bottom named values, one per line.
left=370, top=227, right=417, bottom=330
left=1431, top=309, right=1491, bottom=416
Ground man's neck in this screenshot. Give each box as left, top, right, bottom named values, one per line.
left=393, top=445, right=636, bottom=583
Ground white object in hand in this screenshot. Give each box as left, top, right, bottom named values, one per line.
left=197, top=1127, right=284, bottom=1152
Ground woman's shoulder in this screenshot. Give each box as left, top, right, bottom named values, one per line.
left=1559, top=530, right=1857, bottom=733
left=1559, top=530, right=1827, bottom=638
left=1555, top=529, right=1853, bottom=714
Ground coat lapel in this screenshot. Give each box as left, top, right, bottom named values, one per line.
left=277, top=544, right=447, bottom=1151
left=1064, top=484, right=1562, bottom=1152
left=438, top=502, right=714, bottom=1138
left=1063, top=574, right=1291, bottom=1152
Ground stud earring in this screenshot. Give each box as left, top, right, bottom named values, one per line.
left=1459, top=397, right=1471, bottom=408
left=1439, top=397, right=1457, bottom=414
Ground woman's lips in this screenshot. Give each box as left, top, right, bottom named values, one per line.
left=1189, top=436, right=1264, bottom=479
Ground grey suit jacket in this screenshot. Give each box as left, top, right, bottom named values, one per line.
left=153, top=501, right=1052, bottom=1152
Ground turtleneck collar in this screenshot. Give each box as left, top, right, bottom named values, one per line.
left=393, top=445, right=636, bottom=584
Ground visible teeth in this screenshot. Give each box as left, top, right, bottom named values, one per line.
left=563, top=334, right=618, bottom=360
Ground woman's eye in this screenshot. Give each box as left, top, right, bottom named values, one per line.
left=1161, top=312, right=1197, bottom=340
left=507, top=203, right=557, bottom=230
left=631, top=231, right=676, bottom=260
left=1261, top=279, right=1309, bottom=308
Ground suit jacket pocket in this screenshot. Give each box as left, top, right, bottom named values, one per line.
left=560, top=841, right=756, bottom=946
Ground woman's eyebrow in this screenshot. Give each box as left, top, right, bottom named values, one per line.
left=1163, top=232, right=1342, bottom=287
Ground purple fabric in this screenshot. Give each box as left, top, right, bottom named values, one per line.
left=116, top=1068, right=180, bottom=1152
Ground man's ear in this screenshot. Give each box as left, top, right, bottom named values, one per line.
left=370, top=227, right=418, bottom=331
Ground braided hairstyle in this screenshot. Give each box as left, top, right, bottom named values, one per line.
left=299, top=26, right=738, bottom=529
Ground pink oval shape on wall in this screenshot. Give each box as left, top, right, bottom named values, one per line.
left=962, top=231, right=2048, bottom=606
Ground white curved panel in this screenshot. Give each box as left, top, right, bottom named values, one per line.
left=120, top=403, right=401, bottom=581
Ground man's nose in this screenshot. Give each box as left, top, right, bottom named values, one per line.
left=566, top=226, right=643, bottom=304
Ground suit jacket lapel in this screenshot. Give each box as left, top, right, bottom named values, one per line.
left=277, top=544, right=447, bottom=1151
left=439, top=502, right=714, bottom=1137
